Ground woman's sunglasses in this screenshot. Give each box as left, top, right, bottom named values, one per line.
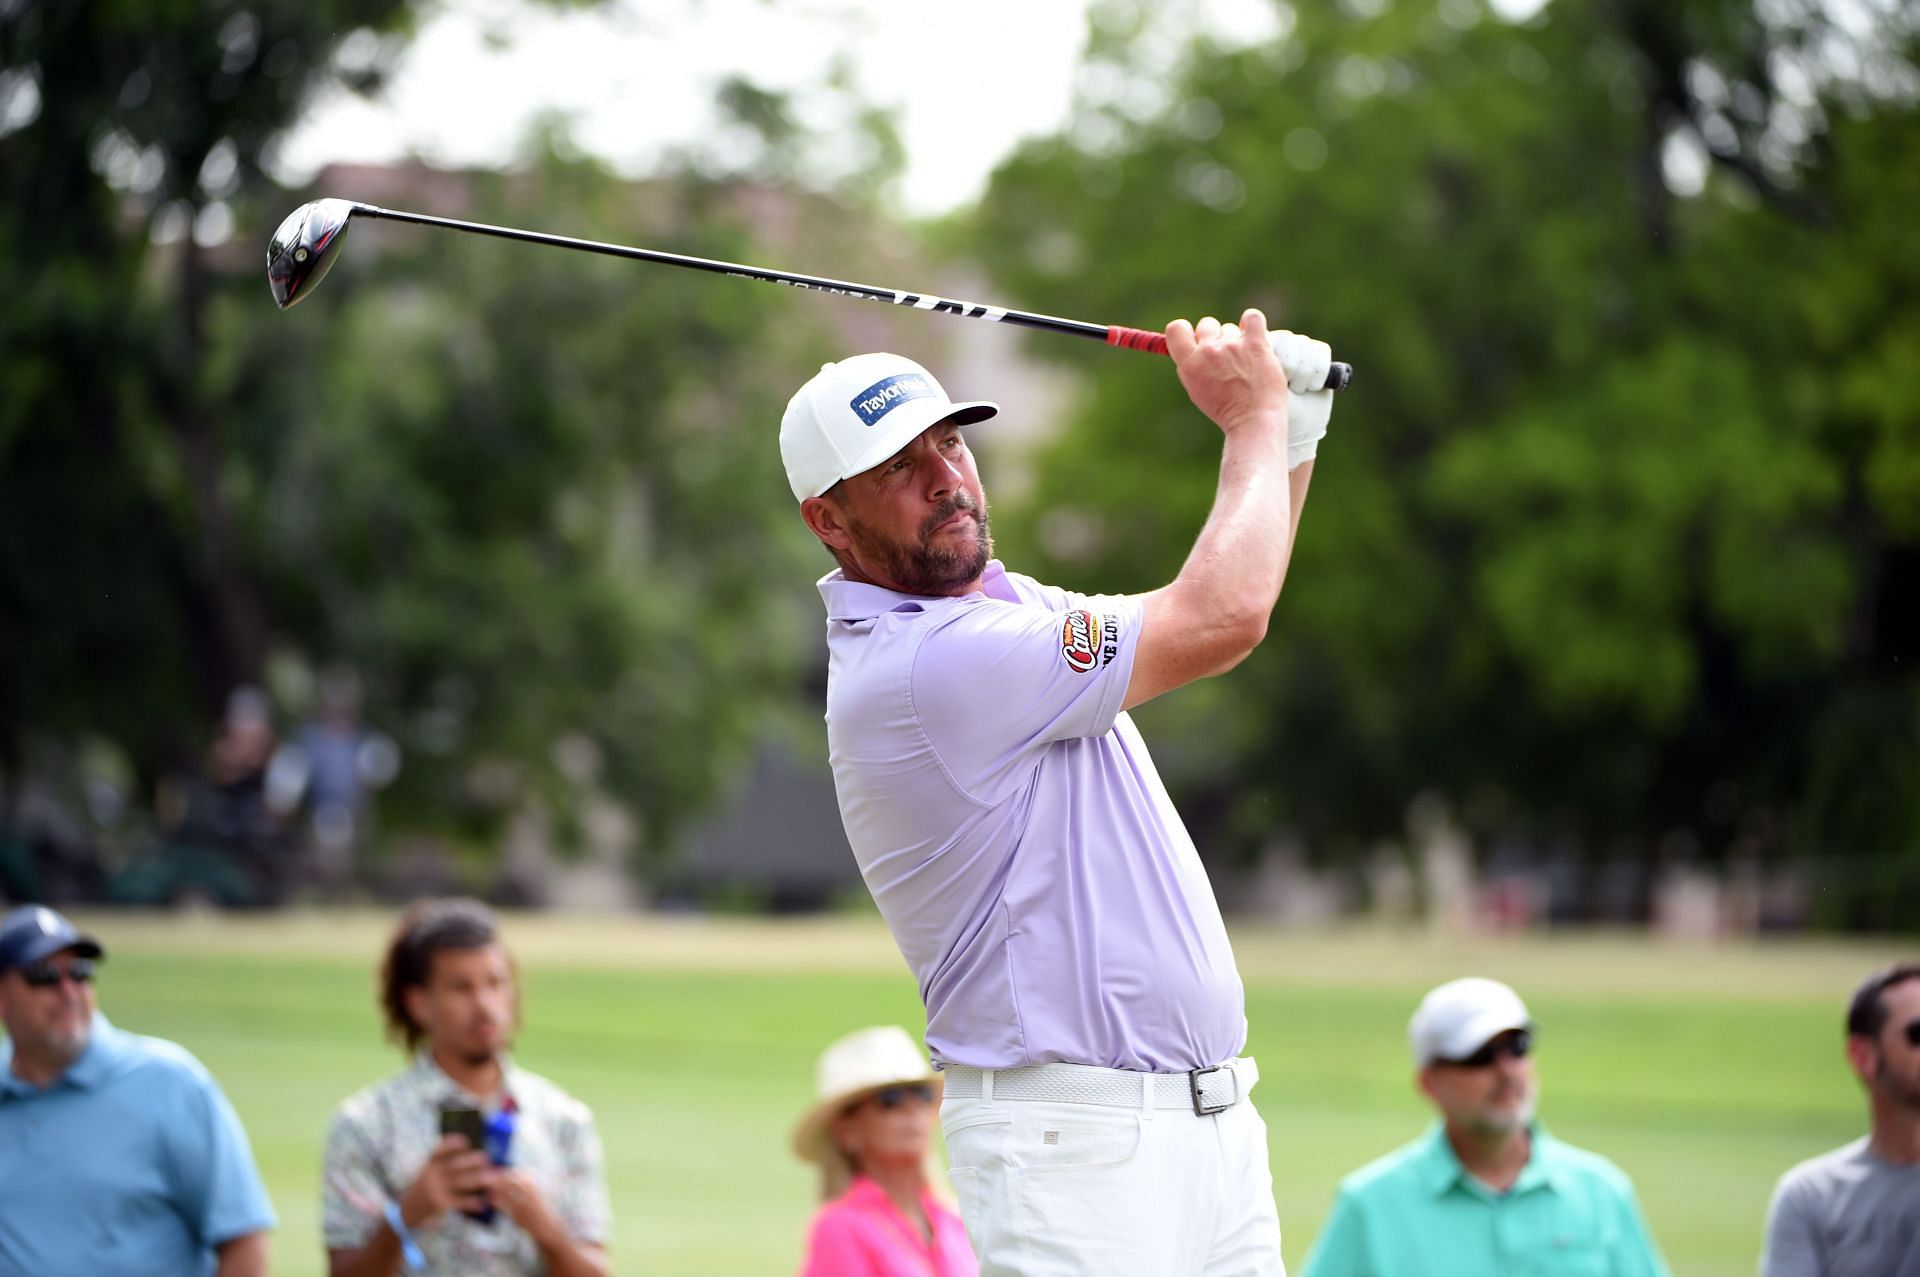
left=1439, top=1029, right=1533, bottom=1069
left=20, top=957, right=97, bottom=989
left=854, top=1083, right=936, bottom=1112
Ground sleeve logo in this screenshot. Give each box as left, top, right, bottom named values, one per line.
left=1060, top=609, right=1102, bottom=673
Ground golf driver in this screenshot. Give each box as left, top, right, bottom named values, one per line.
left=268, top=198, right=1352, bottom=390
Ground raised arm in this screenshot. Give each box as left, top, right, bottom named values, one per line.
left=1125, top=307, right=1310, bottom=710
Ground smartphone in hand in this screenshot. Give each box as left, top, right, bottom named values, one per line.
left=439, top=1104, right=495, bottom=1223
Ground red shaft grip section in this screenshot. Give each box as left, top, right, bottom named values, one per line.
left=1106, top=325, right=1169, bottom=355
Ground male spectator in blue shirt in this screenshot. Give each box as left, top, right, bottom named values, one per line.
left=0, top=904, right=276, bottom=1276
left=1301, top=977, right=1669, bottom=1277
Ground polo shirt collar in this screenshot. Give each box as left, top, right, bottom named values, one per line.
left=1415, top=1119, right=1567, bottom=1197
left=819, top=560, right=1014, bottom=622
left=1, top=1011, right=125, bottom=1098
left=407, top=1048, right=521, bottom=1106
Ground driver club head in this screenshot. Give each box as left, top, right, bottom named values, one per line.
left=267, top=198, right=358, bottom=309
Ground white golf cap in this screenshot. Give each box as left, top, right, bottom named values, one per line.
left=1408, top=977, right=1533, bottom=1068
left=789, top=1025, right=943, bottom=1163
left=779, top=352, right=998, bottom=501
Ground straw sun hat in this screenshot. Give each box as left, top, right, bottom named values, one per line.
left=790, top=1025, right=943, bottom=1164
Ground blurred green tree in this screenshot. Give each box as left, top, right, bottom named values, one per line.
left=1, top=0, right=421, bottom=782
left=0, top=1, right=834, bottom=874
left=965, top=0, right=1919, bottom=925
left=223, top=154, right=825, bottom=862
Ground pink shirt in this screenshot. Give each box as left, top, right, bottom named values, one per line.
left=799, top=1177, right=977, bottom=1277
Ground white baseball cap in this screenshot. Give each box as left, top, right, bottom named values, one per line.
left=1408, top=977, right=1533, bottom=1068
left=779, top=352, right=998, bottom=501
left=789, top=1025, right=943, bottom=1163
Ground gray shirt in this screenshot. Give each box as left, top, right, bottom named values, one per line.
left=1761, top=1138, right=1920, bottom=1277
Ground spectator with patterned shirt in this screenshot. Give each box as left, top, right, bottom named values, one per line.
left=322, top=899, right=611, bottom=1276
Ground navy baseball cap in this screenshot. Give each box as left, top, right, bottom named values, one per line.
left=0, top=905, right=104, bottom=972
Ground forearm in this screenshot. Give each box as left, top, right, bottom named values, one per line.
left=534, top=1232, right=610, bottom=1277
left=1285, top=458, right=1314, bottom=557
left=327, top=1228, right=405, bottom=1277
left=214, top=1232, right=270, bottom=1277
left=1171, top=416, right=1293, bottom=638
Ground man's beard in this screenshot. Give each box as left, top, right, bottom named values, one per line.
left=1873, top=1053, right=1920, bottom=1109
left=1469, top=1079, right=1537, bottom=1136
left=852, top=492, right=993, bottom=595
left=36, top=1022, right=91, bottom=1073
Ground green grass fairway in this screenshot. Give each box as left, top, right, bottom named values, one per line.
left=49, top=912, right=1897, bottom=1276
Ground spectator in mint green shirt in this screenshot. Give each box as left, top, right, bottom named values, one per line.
left=1301, top=977, right=1670, bottom=1277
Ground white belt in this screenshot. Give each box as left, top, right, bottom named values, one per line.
left=941, top=1056, right=1258, bottom=1116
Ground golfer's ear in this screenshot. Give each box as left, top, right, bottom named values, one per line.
left=801, top=495, right=851, bottom=550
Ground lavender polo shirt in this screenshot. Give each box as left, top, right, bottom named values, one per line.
left=819, top=559, right=1247, bottom=1073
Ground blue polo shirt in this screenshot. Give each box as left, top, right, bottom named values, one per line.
left=0, top=1012, right=275, bottom=1277
left=1300, top=1122, right=1670, bottom=1277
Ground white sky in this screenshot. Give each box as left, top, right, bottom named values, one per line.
left=275, top=0, right=1550, bottom=216
left=277, top=0, right=1098, bottom=216
left=273, top=0, right=1302, bottom=216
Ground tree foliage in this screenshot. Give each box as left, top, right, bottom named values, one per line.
left=1, top=0, right=419, bottom=776
left=965, top=0, right=1920, bottom=923
left=0, top=0, right=831, bottom=867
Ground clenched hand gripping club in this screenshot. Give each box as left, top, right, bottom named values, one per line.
left=268, top=199, right=1352, bottom=391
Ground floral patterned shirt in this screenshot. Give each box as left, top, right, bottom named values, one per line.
left=322, top=1053, right=609, bottom=1274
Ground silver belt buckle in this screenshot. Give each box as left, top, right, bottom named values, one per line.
left=1189, top=1063, right=1236, bottom=1115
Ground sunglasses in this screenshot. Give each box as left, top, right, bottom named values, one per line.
left=1905, top=1019, right=1920, bottom=1049
left=857, top=1083, right=936, bottom=1112
left=20, top=956, right=97, bottom=989
left=1440, top=1029, right=1533, bottom=1069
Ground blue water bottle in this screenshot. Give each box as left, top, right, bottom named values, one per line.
left=475, top=1099, right=517, bottom=1225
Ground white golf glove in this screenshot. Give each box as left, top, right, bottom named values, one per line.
left=1269, top=329, right=1335, bottom=469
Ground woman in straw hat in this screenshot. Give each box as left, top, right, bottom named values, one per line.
left=793, top=1025, right=978, bottom=1277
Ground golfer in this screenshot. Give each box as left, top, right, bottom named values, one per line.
left=780, top=309, right=1335, bottom=1276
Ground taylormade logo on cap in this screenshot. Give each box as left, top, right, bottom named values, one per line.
left=779, top=352, right=999, bottom=502
left=851, top=374, right=936, bottom=427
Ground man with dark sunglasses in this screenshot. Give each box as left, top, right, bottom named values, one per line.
left=1761, top=961, right=1920, bottom=1277
left=1301, top=977, right=1669, bottom=1277
left=0, top=904, right=276, bottom=1276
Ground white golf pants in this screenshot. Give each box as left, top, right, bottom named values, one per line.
left=940, top=1065, right=1286, bottom=1277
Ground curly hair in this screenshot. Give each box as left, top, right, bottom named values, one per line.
left=379, top=898, right=513, bottom=1053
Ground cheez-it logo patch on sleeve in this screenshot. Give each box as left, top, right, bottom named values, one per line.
left=1060, top=609, right=1102, bottom=673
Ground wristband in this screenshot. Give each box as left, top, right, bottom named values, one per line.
left=384, top=1199, right=426, bottom=1273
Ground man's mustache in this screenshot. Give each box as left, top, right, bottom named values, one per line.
left=922, top=493, right=980, bottom=538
